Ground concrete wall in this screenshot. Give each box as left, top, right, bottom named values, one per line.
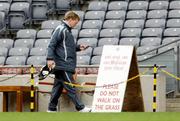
left=140, top=74, right=166, bottom=112
left=0, top=72, right=166, bottom=112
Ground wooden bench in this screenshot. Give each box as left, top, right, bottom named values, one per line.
left=0, top=86, right=37, bottom=112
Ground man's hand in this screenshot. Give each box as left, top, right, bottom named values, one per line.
left=80, top=45, right=89, bottom=51
left=47, top=60, right=55, bottom=71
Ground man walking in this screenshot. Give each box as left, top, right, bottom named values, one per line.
left=47, top=11, right=91, bottom=112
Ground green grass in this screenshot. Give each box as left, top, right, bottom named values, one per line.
left=0, top=112, right=180, bottom=121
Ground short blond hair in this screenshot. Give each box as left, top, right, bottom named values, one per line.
left=64, top=11, right=80, bottom=21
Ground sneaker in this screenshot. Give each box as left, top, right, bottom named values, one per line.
left=79, top=107, right=92, bottom=112
left=47, top=110, right=57, bottom=113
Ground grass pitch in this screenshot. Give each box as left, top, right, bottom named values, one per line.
left=0, top=112, right=180, bottom=121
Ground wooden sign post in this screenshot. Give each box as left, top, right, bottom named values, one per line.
left=91, top=45, right=144, bottom=112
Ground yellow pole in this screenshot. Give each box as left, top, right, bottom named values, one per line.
left=153, top=64, right=157, bottom=112
left=30, top=65, right=35, bottom=112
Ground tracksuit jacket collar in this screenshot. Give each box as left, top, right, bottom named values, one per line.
left=62, top=20, right=72, bottom=32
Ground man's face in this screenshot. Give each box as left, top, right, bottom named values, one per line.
left=68, top=19, right=79, bottom=28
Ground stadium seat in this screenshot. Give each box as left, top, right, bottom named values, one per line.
left=10, top=1, right=30, bottom=18
left=13, top=0, right=31, bottom=3
left=166, top=19, right=180, bottom=28
left=36, top=29, right=54, bottom=39
left=29, top=47, right=47, bottom=56
left=79, top=29, right=99, bottom=38
left=0, top=2, right=10, bottom=16
left=124, top=19, right=145, bottom=28
left=71, top=0, right=78, bottom=7
left=100, top=29, right=120, bottom=38
left=82, top=20, right=102, bottom=30
left=14, top=39, right=35, bottom=48
left=0, top=38, right=14, bottom=49
left=162, top=37, right=180, bottom=44
left=26, top=55, right=46, bottom=65
left=77, top=55, right=91, bottom=65
left=142, top=28, right=163, bottom=37
left=55, top=0, right=71, bottom=14
left=119, top=38, right=140, bottom=48
left=164, top=28, right=180, bottom=37
left=16, top=29, right=37, bottom=39
left=88, top=1, right=108, bottom=11
left=98, top=38, right=119, bottom=46
left=145, top=19, right=166, bottom=28
left=34, top=38, right=50, bottom=47
left=0, top=0, right=11, bottom=3
left=8, top=13, right=27, bottom=30
left=121, top=28, right=142, bottom=37
left=0, top=47, right=8, bottom=57
left=0, top=2, right=9, bottom=30
left=8, top=47, right=29, bottom=57
left=149, top=1, right=169, bottom=10
left=169, top=1, right=180, bottom=10
left=77, top=47, right=93, bottom=56
left=108, top=1, right=128, bottom=11
left=140, top=37, right=162, bottom=46
left=41, top=20, right=62, bottom=29
left=128, top=1, right=148, bottom=10
left=5, top=56, right=27, bottom=65
left=9, top=1, right=31, bottom=30
left=0, top=56, right=5, bottom=65
left=92, top=46, right=103, bottom=56
left=0, top=11, right=6, bottom=33
left=168, top=10, right=180, bottom=18
left=90, top=55, right=101, bottom=65
left=31, top=0, right=49, bottom=21
left=103, top=20, right=123, bottom=29
left=0, top=11, right=6, bottom=35
left=85, top=11, right=105, bottom=20
left=106, top=10, right=126, bottom=20
left=147, top=10, right=167, bottom=19
left=126, top=10, right=147, bottom=19
left=77, top=38, right=98, bottom=47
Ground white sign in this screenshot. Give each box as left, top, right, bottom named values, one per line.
left=92, top=45, right=134, bottom=112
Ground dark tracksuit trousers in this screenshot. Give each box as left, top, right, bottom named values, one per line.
left=48, top=70, right=85, bottom=111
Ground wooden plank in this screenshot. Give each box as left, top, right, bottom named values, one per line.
left=0, top=86, right=31, bottom=92
left=16, top=91, right=23, bottom=112
left=122, top=48, right=144, bottom=111
left=3, top=92, right=8, bottom=112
